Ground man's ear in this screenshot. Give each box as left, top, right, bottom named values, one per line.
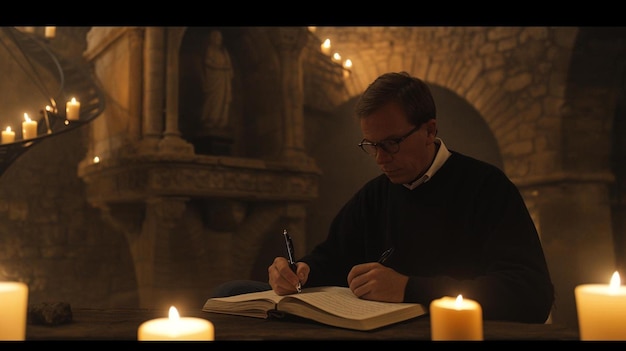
left=426, top=119, right=437, bottom=138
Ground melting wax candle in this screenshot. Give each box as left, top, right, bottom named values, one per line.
left=138, top=306, right=214, bottom=341
left=575, top=271, right=626, bottom=340
left=430, top=294, right=483, bottom=341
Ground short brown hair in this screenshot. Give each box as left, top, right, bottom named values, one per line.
left=354, top=71, right=436, bottom=127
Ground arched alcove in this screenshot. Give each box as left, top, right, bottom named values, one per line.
left=430, top=84, right=503, bottom=170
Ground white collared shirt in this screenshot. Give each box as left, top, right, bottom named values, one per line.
left=403, top=138, right=451, bottom=190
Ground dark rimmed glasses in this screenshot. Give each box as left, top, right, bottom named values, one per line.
left=358, top=125, right=420, bottom=156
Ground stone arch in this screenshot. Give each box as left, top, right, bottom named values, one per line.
left=330, top=52, right=514, bottom=173
left=314, top=27, right=581, bottom=184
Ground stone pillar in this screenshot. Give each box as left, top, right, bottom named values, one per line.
left=134, top=197, right=189, bottom=308
left=159, top=27, right=194, bottom=154
left=139, top=26, right=165, bottom=153
left=267, top=27, right=312, bottom=165
left=127, top=27, right=144, bottom=144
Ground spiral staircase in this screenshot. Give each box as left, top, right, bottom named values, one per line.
left=0, top=27, right=105, bottom=176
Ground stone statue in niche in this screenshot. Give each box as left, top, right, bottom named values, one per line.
left=195, top=29, right=234, bottom=155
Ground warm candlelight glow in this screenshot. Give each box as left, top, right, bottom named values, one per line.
left=66, top=97, right=80, bottom=121
left=430, top=295, right=483, bottom=340
left=0, top=282, right=29, bottom=340
left=610, top=271, right=621, bottom=292
left=575, top=270, right=626, bottom=340
left=332, top=52, right=342, bottom=63
left=455, top=294, right=463, bottom=309
left=321, top=39, right=331, bottom=55
left=2, top=126, right=15, bottom=144
left=169, top=305, right=180, bottom=321
left=342, top=59, right=353, bottom=79
left=138, top=306, right=214, bottom=341
left=44, top=26, right=56, bottom=38
left=93, top=156, right=100, bottom=164
left=22, top=113, right=37, bottom=139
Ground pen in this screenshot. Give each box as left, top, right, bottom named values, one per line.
left=378, top=247, right=394, bottom=264
left=283, top=229, right=302, bottom=293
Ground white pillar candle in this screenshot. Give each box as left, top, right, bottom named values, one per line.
left=430, top=295, right=483, bottom=341
left=66, top=97, right=80, bottom=121
left=321, top=38, right=331, bottom=56
left=575, top=271, right=626, bottom=340
left=2, top=126, right=15, bottom=144
left=44, top=26, right=56, bottom=38
left=138, top=306, right=214, bottom=341
left=0, top=282, right=29, bottom=340
left=22, top=113, right=37, bottom=140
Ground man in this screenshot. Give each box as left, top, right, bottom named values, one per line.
left=215, top=71, right=554, bottom=324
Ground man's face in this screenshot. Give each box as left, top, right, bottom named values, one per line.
left=359, top=102, right=437, bottom=184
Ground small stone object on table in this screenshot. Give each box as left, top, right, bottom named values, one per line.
left=28, top=302, right=73, bottom=326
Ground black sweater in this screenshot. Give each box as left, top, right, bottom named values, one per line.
left=299, top=151, right=554, bottom=323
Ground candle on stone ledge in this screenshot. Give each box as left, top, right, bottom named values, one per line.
left=44, top=26, right=56, bottom=38
left=22, top=113, right=37, bottom=140
left=0, top=281, right=29, bottom=340
left=430, top=294, right=483, bottom=341
left=66, top=97, right=80, bottom=121
left=138, top=306, right=214, bottom=341
left=575, top=271, right=626, bottom=340
left=2, top=126, right=15, bottom=144
left=321, top=38, right=331, bottom=56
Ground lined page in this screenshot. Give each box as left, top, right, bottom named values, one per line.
left=284, top=286, right=422, bottom=320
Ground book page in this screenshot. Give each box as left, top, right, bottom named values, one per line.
left=207, top=289, right=283, bottom=304
left=282, top=286, right=423, bottom=320
left=202, top=289, right=284, bottom=319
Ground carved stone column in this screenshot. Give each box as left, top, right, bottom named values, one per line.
left=134, top=197, right=189, bottom=308
left=159, top=27, right=194, bottom=155
left=139, top=26, right=165, bottom=153
left=267, top=27, right=312, bottom=165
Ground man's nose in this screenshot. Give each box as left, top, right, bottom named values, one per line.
left=375, top=148, right=393, bottom=164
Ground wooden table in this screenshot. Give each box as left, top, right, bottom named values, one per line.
left=26, top=308, right=579, bottom=341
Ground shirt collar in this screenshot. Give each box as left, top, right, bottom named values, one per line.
left=404, top=138, right=451, bottom=190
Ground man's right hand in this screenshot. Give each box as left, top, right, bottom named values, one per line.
left=268, top=257, right=310, bottom=295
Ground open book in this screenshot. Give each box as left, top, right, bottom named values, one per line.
left=202, top=286, right=426, bottom=331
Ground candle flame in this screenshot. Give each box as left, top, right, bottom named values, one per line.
left=455, top=294, right=463, bottom=309
left=332, top=52, right=342, bottom=62
left=610, top=271, right=621, bottom=292
left=93, top=156, right=100, bottom=164
left=322, top=38, right=331, bottom=49
left=70, top=97, right=77, bottom=104
left=24, top=113, right=30, bottom=122
left=5, top=126, right=11, bottom=132
left=168, top=306, right=180, bottom=321
left=343, top=59, right=353, bottom=69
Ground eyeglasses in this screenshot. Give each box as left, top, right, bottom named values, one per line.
left=358, top=126, right=420, bottom=156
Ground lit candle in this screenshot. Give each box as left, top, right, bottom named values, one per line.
left=321, top=38, right=331, bottom=55
left=575, top=271, right=626, bottom=340
left=343, top=59, right=353, bottom=79
left=22, top=113, right=37, bottom=140
left=430, top=294, right=483, bottom=341
left=138, top=306, right=214, bottom=341
left=66, top=97, right=80, bottom=121
left=2, top=126, right=15, bottom=144
left=343, top=59, right=353, bottom=70
left=0, top=282, right=29, bottom=340
left=44, top=26, right=56, bottom=38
